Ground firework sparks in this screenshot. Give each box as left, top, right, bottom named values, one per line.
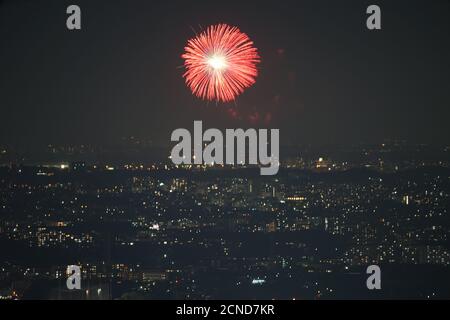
left=182, top=24, right=260, bottom=103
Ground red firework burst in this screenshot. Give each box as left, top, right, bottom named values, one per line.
left=182, top=24, right=260, bottom=103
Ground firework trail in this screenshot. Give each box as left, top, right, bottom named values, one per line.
left=182, top=24, right=260, bottom=103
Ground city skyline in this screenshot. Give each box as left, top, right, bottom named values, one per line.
left=1, top=143, right=450, bottom=299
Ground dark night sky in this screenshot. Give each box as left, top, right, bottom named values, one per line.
left=1, top=0, right=449, bottom=148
